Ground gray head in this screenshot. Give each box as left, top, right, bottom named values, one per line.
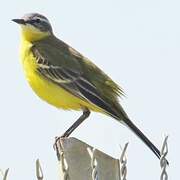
left=12, top=13, right=53, bottom=41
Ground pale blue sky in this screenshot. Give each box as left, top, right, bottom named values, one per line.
left=0, top=0, right=179, bottom=179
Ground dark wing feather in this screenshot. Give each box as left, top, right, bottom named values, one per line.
left=31, top=36, right=125, bottom=118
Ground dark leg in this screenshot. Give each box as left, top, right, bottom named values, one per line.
left=61, top=108, right=90, bottom=137
left=53, top=108, right=90, bottom=150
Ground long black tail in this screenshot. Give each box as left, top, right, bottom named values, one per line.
left=91, top=95, right=162, bottom=160
left=122, top=117, right=161, bottom=159
left=104, top=103, right=162, bottom=160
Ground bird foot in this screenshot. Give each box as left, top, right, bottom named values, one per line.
left=53, top=135, right=67, bottom=151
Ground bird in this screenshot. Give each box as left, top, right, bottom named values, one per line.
left=13, top=13, right=161, bottom=160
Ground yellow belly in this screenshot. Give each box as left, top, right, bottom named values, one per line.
left=20, top=40, right=102, bottom=112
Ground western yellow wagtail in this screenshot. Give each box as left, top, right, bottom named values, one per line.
left=13, top=13, right=161, bottom=160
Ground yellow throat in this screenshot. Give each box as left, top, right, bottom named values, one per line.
left=21, top=25, right=50, bottom=42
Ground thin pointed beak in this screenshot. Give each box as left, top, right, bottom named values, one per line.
left=12, top=19, right=26, bottom=25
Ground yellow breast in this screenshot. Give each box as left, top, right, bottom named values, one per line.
left=20, top=39, right=102, bottom=112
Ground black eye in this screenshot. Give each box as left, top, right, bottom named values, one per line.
left=36, top=18, right=41, bottom=23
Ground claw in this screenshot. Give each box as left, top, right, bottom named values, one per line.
left=53, top=135, right=66, bottom=151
